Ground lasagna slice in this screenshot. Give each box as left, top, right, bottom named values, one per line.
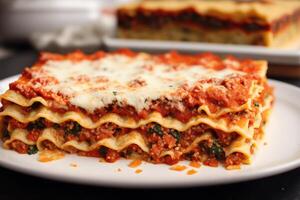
left=117, top=0, right=300, bottom=47
left=0, top=50, right=273, bottom=169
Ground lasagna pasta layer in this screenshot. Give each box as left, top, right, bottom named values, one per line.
left=1, top=104, right=271, bottom=167
left=0, top=50, right=273, bottom=168
left=1, top=81, right=262, bottom=120
left=0, top=101, right=263, bottom=139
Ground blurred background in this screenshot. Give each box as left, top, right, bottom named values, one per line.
left=0, top=0, right=137, bottom=59
left=0, top=0, right=300, bottom=81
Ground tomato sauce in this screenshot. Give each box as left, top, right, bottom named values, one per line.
left=7, top=50, right=265, bottom=123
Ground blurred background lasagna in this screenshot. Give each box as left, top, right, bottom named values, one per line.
left=0, top=0, right=300, bottom=77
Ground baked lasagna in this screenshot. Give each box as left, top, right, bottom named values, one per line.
left=117, top=0, right=300, bottom=47
left=0, top=50, right=273, bottom=169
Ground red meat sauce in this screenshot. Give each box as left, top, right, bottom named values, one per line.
left=2, top=93, right=260, bottom=132
left=224, top=153, right=246, bottom=167
left=7, top=50, right=263, bottom=124
left=10, top=140, right=28, bottom=154
left=4, top=116, right=242, bottom=165
left=9, top=77, right=255, bottom=123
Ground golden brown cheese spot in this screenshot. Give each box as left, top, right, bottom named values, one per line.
left=127, top=78, right=147, bottom=88
left=95, top=76, right=109, bottom=83
left=71, top=74, right=90, bottom=83
left=38, top=149, right=65, bottom=162
left=135, top=169, right=143, bottom=174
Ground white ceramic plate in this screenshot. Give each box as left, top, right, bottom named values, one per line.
left=103, top=36, right=300, bottom=65
left=0, top=75, right=300, bottom=188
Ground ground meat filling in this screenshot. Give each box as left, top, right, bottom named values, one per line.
left=225, top=152, right=246, bottom=167
left=9, top=141, right=38, bottom=155
left=42, top=140, right=57, bottom=150
left=3, top=117, right=243, bottom=165
left=10, top=140, right=28, bottom=154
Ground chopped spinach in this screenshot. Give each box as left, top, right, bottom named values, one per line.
left=210, top=142, right=225, bottom=160
left=31, top=102, right=41, bottom=110
left=28, top=118, right=45, bottom=130
left=99, top=146, right=107, bottom=157
left=147, top=123, right=163, bottom=136
left=27, top=145, right=38, bottom=155
left=2, top=129, right=10, bottom=138
left=65, top=121, right=82, bottom=135
left=169, top=129, right=180, bottom=142
left=53, top=123, right=60, bottom=129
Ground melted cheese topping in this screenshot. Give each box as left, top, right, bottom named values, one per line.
left=32, top=54, right=243, bottom=112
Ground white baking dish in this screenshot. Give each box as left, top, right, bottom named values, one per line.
left=103, top=36, right=300, bottom=65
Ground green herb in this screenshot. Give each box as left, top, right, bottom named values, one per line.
left=2, top=129, right=10, bottom=138
left=112, top=91, right=117, bottom=96
left=27, top=145, right=38, bottom=155
left=254, top=102, right=259, bottom=107
left=31, top=102, right=41, bottom=110
left=148, top=123, right=163, bottom=136
left=99, top=146, right=107, bottom=157
left=210, top=142, right=225, bottom=161
left=199, top=141, right=210, bottom=154
left=28, top=118, right=45, bottom=130
left=53, top=123, right=60, bottom=129
left=169, top=129, right=180, bottom=142
left=65, top=121, right=82, bottom=135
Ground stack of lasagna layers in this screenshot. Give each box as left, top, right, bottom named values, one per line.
left=0, top=50, right=273, bottom=168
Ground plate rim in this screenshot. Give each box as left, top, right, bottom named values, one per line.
left=103, top=36, right=300, bottom=65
